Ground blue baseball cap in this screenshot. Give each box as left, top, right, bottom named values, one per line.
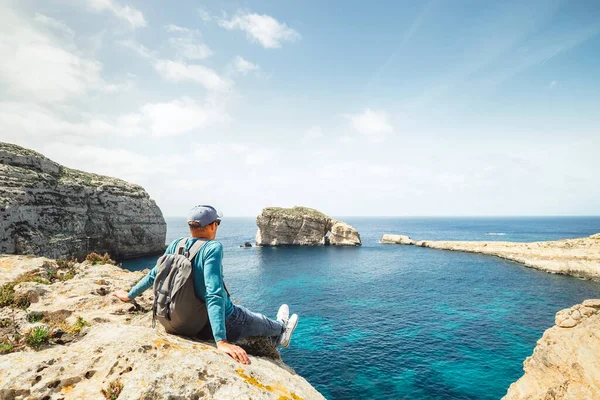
left=187, top=205, right=222, bottom=227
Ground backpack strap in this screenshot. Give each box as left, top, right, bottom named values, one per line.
left=175, top=238, right=188, bottom=255
left=186, top=239, right=207, bottom=260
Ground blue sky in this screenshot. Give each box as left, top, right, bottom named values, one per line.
left=1, top=0, right=599, bottom=216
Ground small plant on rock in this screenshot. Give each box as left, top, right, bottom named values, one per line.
left=86, top=252, right=116, bottom=265
left=101, top=379, right=124, bottom=400
left=0, top=342, right=14, bottom=354
left=26, top=312, right=45, bottom=323
left=68, top=316, right=89, bottom=334
left=25, top=326, right=50, bottom=349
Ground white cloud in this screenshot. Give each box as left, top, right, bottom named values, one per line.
left=0, top=9, right=105, bottom=103
left=117, top=97, right=230, bottom=137
left=166, top=24, right=213, bottom=60
left=233, top=56, right=259, bottom=75
left=154, top=59, right=232, bottom=91
left=345, top=109, right=393, bottom=142
left=33, top=13, right=74, bottom=37
left=88, top=0, right=147, bottom=29
left=119, top=39, right=154, bottom=58
left=302, top=126, right=323, bottom=143
left=219, top=12, right=300, bottom=49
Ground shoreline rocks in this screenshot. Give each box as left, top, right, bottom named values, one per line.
left=380, top=233, right=600, bottom=280
left=0, top=254, right=325, bottom=399
left=255, top=207, right=361, bottom=247
left=0, top=142, right=166, bottom=260
left=503, top=299, right=600, bottom=399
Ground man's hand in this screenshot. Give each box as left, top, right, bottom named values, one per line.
left=112, top=290, right=131, bottom=302
left=217, top=340, right=250, bottom=365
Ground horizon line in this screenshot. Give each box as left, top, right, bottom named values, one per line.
left=163, top=215, right=600, bottom=218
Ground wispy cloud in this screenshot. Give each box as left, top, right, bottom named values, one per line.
left=549, top=80, right=558, bottom=89
left=154, top=59, right=232, bottom=91
left=119, top=39, right=231, bottom=91
left=232, top=56, right=259, bottom=75
left=344, top=109, right=393, bottom=142
left=217, top=12, right=300, bottom=49
left=166, top=24, right=213, bottom=60
left=0, top=9, right=110, bottom=103
left=88, top=0, right=147, bottom=29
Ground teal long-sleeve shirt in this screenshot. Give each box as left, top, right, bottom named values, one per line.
left=127, top=238, right=235, bottom=342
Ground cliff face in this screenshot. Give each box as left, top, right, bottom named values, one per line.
left=503, top=299, right=600, bottom=399
left=0, top=255, right=325, bottom=400
left=0, top=142, right=166, bottom=259
left=255, top=207, right=361, bottom=246
left=379, top=233, right=600, bottom=280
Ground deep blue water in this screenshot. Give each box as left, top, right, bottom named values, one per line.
left=123, top=217, right=600, bottom=400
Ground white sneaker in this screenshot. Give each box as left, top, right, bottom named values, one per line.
left=277, top=304, right=289, bottom=324
left=279, top=313, right=298, bottom=348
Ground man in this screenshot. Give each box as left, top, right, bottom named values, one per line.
left=113, top=205, right=298, bottom=365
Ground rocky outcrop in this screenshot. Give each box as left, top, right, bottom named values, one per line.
left=0, top=142, right=166, bottom=259
left=380, top=234, right=416, bottom=245
left=380, top=233, right=600, bottom=280
left=503, top=299, right=600, bottom=399
left=255, top=207, right=361, bottom=246
left=0, top=255, right=325, bottom=399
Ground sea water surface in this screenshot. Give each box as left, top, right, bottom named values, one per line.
left=123, top=217, right=600, bottom=400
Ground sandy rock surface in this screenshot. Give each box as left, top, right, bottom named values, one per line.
left=503, top=300, right=600, bottom=400
left=0, top=255, right=324, bottom=400
left=0, top=142, right=166, bottom=259
left=380, top=234, right=416, bottom=245
left=380, top=233, right=600, bottom=280
left=255, top=207, right=361, bottom=246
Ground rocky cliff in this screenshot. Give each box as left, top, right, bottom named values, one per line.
left=0, top=142, right=166, bottom=259
left=0, top=255, right=325, bottom=399
left=255, top=207, right=361, bottom=246
left=503, top=299, right=600, bottom=399
left=379, top=233, right=600, bottom=280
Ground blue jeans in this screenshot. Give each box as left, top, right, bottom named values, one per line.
left=225, top=305, right=284, bottom=343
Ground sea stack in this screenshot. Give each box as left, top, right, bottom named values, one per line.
left=255, top=206, right=361, bottom=246
left=0, top=142, right=166, bottom=259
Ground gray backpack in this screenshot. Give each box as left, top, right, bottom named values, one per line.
left=152, top=238, right=208, bottom=336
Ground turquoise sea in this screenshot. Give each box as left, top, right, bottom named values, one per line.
left=122, top=217, right=600, bottom=400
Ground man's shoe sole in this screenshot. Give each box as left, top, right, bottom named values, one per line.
left=280, top=314, right=298, bottom=348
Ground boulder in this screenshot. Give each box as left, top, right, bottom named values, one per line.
left=255, top=207, right=361, bottom=246
left=380, top=234, right=416, bottom=245
left=503, top=300, right=600, bottom=399
left=0, top=142, right=166, bottom=259
left=0, top=255, right=325, bottom=399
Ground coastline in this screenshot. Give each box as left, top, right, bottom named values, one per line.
left=381, top=233, right=600, bottom=280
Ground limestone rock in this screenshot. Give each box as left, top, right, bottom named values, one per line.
left=0, top=142, right=166, bottom=259
left=380, top=234, right=416, bottom=245
left=386, top=233, right=600, bottom=280
left=255, top=206, right=361, bottom=246
left=0, top=255, right=325, bottom=399
left=329, top=220, right=361, bottom=246
left=503, top=299, right=600, bottom=399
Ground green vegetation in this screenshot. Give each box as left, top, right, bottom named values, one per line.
left=68, top=316, right=89, bottom=334
left=25, top=326, right=50, bottom=349
left=101, top=379, right=124, bottom=400
left=27, top=312, right=44, bottom=323
left=0, top=318, right=11, bottom=328
left=86, top=252, right=116, bottom=265
left=42, top=260, right=77, bottom=283
left=0, top=343, right=14, bottom=354
left=263, top=206, right=329, bottom=220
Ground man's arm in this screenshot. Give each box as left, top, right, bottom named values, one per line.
left=113, top=239, right=179, bottom=302
left=203, top=242, right=250, bottom=364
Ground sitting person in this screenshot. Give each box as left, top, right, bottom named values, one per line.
left=113, top=205, right=298, bottom=364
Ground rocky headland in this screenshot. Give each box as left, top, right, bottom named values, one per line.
left=503, top=299, right=600, bottom=399
left=380, top=233, right=600, bottom=280
left=255, top=207, right=361, bottom=246
left=0, top=142, right=166, bottom=260
left=0, top=254, right=324, bottom=400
